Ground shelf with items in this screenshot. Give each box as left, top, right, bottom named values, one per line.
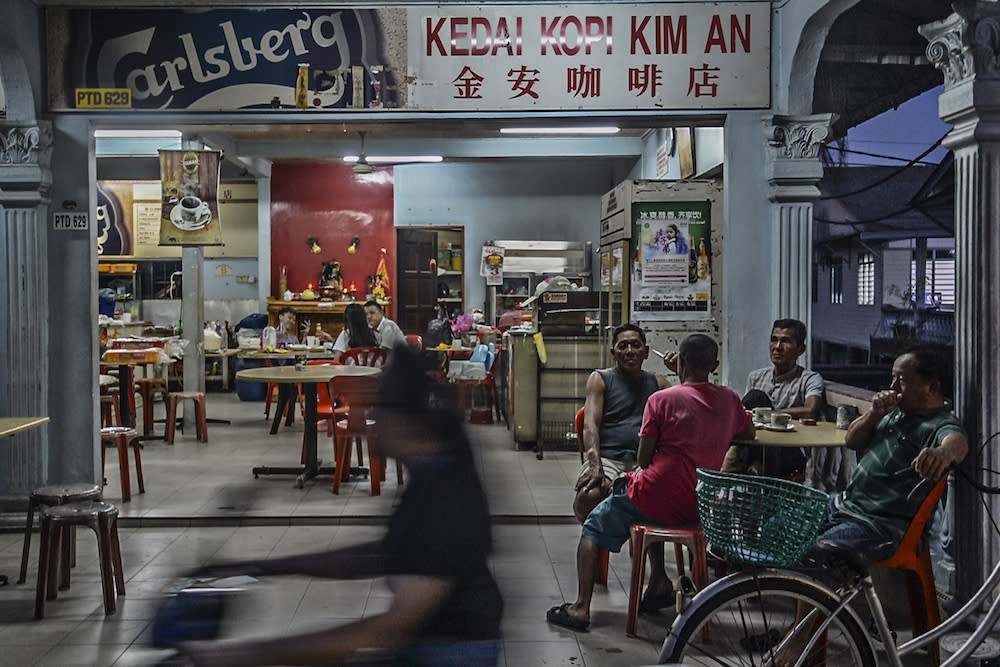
left=435, top=231, right=465, bottom=318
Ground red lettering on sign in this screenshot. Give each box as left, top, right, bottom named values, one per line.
left=631, top=15, right=687, bottom=55
left=452, top=17, right=470, bottom=56
left=540, top=16, right=561, bottom=55
left=705, top=14, right=750, bottom=54
left=426, top=18, right=447, bottom=55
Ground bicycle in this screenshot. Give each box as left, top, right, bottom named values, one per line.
left=658, top=466, right=1000, bottom=666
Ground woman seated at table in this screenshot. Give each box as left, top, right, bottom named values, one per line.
left=331, top=303, right=378, bottom=362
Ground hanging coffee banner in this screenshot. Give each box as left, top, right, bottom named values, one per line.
left=158, top=150, right=223, bottom=246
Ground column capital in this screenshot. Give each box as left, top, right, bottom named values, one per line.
left=761, top=113, right=837, bottom=202
left=920, top=2, right=1000, bottom=89
left=0, top=121, right=53, bottom=206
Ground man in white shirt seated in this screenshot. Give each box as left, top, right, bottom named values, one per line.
left=365, top=300, right=406, bottom=351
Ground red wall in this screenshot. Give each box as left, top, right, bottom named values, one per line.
left=270, top=163, right=395, bottom=317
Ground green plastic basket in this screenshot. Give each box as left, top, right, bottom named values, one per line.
left=696, top=468, right=831, bottom=567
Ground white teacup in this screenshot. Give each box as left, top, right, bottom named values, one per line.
left=178, top=195, right=206, bottom=222
left=752, top=407, right=772, bottom=424
left=771, top=412, right=792, bottom=428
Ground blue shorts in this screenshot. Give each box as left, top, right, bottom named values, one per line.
left=582, top=477, right=657, bottom=553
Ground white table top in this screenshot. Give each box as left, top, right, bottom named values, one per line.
left=734, top=420, right=847, bottom=448
left=236, top=364, right=380, bottom=384
left=0, top=417, right=49, bottom=438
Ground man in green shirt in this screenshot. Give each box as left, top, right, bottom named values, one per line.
left=815, top=346, right=968, bottom=560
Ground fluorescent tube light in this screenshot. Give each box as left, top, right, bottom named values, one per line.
left=499, top=126, right=620, bottom=135
left=94, top=129, right=183, bottom=138
left=343, top=155, right=443, bottom=164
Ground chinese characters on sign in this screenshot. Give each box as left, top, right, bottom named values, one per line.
left=631, top=201, right=712, bottom=321
left=409, top=3, right=769, bottom=111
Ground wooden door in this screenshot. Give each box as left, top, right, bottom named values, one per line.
left=396, top=229, right=438, bottom=335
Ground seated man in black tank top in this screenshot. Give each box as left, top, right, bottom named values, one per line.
left=573, top=323, right=671, bottom=610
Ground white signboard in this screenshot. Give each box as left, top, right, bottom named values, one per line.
left=53, top=211, right=89, bottom=230
left=407, top=3, right=770, bottom=111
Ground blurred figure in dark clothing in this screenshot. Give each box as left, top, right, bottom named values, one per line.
left=178, top=345, right=502, bottom=666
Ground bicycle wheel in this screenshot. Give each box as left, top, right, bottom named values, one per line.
left=659, top=571, right=876, bottom=666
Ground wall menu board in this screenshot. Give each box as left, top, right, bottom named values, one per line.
left=97, top=180, right=259, bottom=259
left=630, top=200, right=712, bottom=320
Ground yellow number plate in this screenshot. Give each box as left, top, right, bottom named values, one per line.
left=75, top=88, right=132, bottom=109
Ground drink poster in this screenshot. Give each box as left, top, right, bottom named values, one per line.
left=158, top=150, right=223, bottom=245
left=631, top=201, right=711, bottom=320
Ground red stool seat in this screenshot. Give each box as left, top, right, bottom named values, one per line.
left=100, top=427, right=145, bottom=502
left=35, top=501, right=124, bottom=618
left=165, top=392, right=208, bottom=444
left=18, top=483, right=102, bottom=585
left=134, top=377, right=169, bottom=436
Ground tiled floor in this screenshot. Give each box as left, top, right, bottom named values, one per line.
left=0, top=393, right=675, bottom=666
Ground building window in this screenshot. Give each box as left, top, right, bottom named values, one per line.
left=909, top=249, right=955, bottom=308
left=830, top=263, right=844, bottom=304
left=857, top=252, right=875, bottom=305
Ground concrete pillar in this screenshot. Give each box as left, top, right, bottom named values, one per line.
left=762, top=113, right=837, bottom=367
left=0, top=121, right=53, bottom=497
left=921, top=1, right=1000, bottom=599
left=182, top=246, right=205, bottom=431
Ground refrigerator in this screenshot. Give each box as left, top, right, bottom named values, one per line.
left=485, top=240, right=592, bottom=326
left=599, top=180, right=724, bottom=367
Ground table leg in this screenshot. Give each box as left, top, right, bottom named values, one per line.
left=297, top=383, right=319, bottom=488
left=117, top=365, right=133, bottom=429
left=221, top=355, right=230, bottom=391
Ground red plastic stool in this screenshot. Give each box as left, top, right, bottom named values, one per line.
left=18, top=483, right=102, bottom=585
left=100, top=427, right=145, bottom=502
left=35, top=501, right=124, bottom=618
left=100, top=394, right=122, bottom=427
left=165, top=392, right=208, bottom=444
left=134, top=377, right=169, bottom=436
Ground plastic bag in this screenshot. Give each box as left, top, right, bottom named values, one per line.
left=424, top=302, right=453, bottom=349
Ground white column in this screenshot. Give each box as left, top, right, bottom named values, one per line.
left=762, top=113, right=837, bottom=366
left=921, top=2, right=1000, bottom=598
left=182, top=246, right=205, bottom=431
left=0, top=122, right=52, bottom=493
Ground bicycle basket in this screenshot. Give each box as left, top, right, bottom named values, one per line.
left=696, top=468, right=830, bottom=567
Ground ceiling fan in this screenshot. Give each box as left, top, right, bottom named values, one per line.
left=344, top=131, right=443, bottom=173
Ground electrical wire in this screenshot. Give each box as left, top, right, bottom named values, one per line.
left=823, top=145, right=940, bottom=166
left=817, top=131, right=948, bottom=201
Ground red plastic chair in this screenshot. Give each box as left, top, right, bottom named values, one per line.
left=871, top=474, right=949, bottom=664
left=307, top=359, right=342, bottom=437
left=329, top=375, right=401, bottom=495
left=404, top=334, right=423, bottom=352
left=340, top=346, right=388, bottom=368
left=454, top=351, right=502, bottom=423
left=626, top=523, right=708, bottom=638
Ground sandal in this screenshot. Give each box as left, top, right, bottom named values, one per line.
left=639, top=583, right=676, bottom=613
left=546, top=602, right=590, bottom=631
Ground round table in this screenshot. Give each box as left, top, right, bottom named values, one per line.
left=734, top=420, right=847, bottom=448
left=236, top=364, right=381, bottom=488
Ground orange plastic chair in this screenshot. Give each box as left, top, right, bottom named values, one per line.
left=306, top=359, right=342, bottom=437
left=454, top=351, right=502, bottom=423
left=626, top=523, right=708, bottom=638
left=871, top=474, right=949, bottom=664
left=340, top=346, right=388, bottom=368
left=329, top=375, right=402, bottom=495
left=404, top=334, right=423, bottom=352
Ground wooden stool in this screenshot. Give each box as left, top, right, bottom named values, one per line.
left=165, top=391, right=208, bottom=444
left=134, top=377, right=169, bottom=436
left=100, top=427, right=145, bottom=502
left=18, top=483, right=102, bottom=585
left=35, top=501, right=125, bottom=618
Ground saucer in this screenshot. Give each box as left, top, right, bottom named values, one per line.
left=170, top=205, right=211, bottom=231
left=764, top=423, right=796, bottom=432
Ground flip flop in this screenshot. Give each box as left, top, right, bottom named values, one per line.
left=639, top=585, right=676, bottom=613
left=546, top=603, right=589, bottom=631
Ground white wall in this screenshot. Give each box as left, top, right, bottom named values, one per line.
left=393, top=159, right=634, bottom=312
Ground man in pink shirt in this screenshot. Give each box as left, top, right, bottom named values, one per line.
left=546, top=334, right=755, bottom=631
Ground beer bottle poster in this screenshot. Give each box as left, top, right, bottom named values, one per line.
left=158, top=149, right=223, bottom=246
left=630, top=201, right=712, bottom=321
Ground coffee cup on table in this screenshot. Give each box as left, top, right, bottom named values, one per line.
left=306, top=335, right=318, bottom=347
left=178, top=195, right=206, bottom=222
left=770, top=412, right=792, bottom=429
left=752, top=407, right=772, bottom=424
